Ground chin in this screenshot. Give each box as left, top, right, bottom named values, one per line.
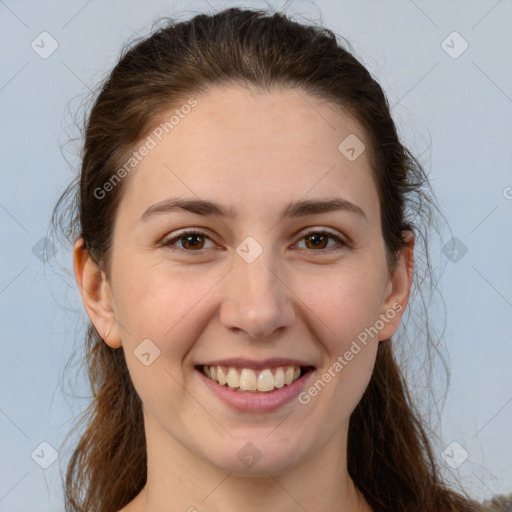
left=201, top=434, right=309, bottom=476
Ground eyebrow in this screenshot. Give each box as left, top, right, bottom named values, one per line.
left=140, top=197, right=367, bottom=222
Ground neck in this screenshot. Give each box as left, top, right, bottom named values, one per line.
left=128, top=412, right=371, bottom=512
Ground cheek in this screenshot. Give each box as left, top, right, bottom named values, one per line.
left=115, top=267, right=212, bottom=414
left=298, top=263, right=386, bottom=349
left=328, top=343, right=377, bottom=426
left=113, top=260, right=226, bottom=355
left=293, top=262, right=383, bottom=408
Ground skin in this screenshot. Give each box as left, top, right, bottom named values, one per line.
left=74, top=85, right=414, bottom=512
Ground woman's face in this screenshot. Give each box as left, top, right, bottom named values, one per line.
left=78, top=85, right=412, bottom=476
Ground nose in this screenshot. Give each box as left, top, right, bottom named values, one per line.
left=219, top=249, right=296, bottom=341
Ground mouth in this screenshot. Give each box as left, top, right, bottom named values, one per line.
left=195, top=364, right=315, bottom=393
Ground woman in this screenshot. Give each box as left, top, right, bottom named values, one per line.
left=52, top=7, right=482, bottom=512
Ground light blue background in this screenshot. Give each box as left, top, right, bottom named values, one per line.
left=1, top=0, right=511, bottom=510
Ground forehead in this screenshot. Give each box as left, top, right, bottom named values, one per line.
left=118, top=85, right=380, bottom=225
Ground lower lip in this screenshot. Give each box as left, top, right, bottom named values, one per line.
left=197, top=368, right=314, bottom=413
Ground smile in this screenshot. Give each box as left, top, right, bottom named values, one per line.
left=199, top=364, right=312, bottom=392
left=195, top=363, right=315, bottom=413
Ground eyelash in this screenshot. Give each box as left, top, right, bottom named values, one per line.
left=160, top=228, right=348, bottom=255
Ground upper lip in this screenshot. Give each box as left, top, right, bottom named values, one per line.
left=197, top=358, right=315, bottom=371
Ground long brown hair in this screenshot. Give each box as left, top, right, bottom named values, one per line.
left=52, top=7, right=482, bottom=512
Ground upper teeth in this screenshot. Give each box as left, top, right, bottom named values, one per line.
left=202, top=365, right=302, bottom=392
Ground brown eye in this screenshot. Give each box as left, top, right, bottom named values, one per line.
left=296, top=230, right=347, bottom=252
left=304, top=233, right=329, bottom=249
left=162, top=230, right=214, bottom=251
left=161, top=228, right=347, bottom=254
left=181, top=233, right=205, bottom=250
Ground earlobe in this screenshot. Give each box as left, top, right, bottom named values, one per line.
left=378, top=230, right=415, bottom=341
left=73, top=238, right=122, bottom=348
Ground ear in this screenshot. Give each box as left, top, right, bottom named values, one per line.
left=73, top=238, right=122, bottom=348
left=377, top=230, right=415, bottom=341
